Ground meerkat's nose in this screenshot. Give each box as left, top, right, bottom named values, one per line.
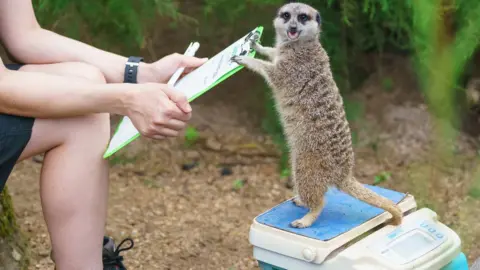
left=289, top=26, right=298, bottom=33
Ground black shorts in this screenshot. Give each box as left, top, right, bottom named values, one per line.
left=0, top=64, right=35, bottom=192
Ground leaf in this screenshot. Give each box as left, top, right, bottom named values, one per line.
left=468, top=187, right=480, bottom=199
left=373, top=171, right=392, bottom=185
left=184, top=126, right=200, bottom=147
left=232, top=179, right=245, bottom=190
left=280, top=168, right=290, bottom=178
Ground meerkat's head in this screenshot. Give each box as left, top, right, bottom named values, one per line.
left=273, top=2, right=321, bottom=44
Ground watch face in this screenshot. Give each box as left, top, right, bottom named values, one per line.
left=128, top=56, right=143, bottom=63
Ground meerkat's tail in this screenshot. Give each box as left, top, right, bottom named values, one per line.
left=338, top=177, right=403, bottom=225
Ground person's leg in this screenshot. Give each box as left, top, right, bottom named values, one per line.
left=18, top=113, right=110, bottom=270
left=8, top=62, right=111, bottom=269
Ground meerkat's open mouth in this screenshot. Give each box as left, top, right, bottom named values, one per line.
left=287, top=29, right=301, bottom=40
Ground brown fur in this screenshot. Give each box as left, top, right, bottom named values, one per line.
left=232, top=2, right=403, bottom=228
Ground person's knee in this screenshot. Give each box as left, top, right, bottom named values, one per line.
left=70, top=62, right=107, bottom=84
left=84, top=113, right=111, bottom=144
left=66, top=113, right=111, bottom=152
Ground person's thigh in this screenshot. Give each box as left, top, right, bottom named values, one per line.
left=0, top=62, right=108, bottom=190
left=14, top=62, right=108, bottom=161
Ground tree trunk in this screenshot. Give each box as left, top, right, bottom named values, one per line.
left=0, top=186, right=29, bottom=270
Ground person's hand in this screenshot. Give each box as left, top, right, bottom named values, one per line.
left=123, top=83, right=192, bottom=139
left=138, top=53, right=208, bottom=84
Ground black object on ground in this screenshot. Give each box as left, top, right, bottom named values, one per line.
left=182, top=162, right=198, bottom=171
left=220, top=167, right=233, bottom=176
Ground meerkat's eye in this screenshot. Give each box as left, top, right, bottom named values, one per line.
left=298, top=13, right=309, bottom=23
left=281, top=12, right=291, bottom=21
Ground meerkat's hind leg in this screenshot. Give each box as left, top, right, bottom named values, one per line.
left=291, top=200, right=325, bottom=228
left=292, top=183, right=306, bottom=207
left=292, top=196, right=306, bottom=207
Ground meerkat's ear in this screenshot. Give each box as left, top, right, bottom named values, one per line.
left=316, top=12, right=321, bottom=25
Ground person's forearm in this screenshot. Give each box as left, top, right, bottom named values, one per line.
left=6, top=28, right=157, bottom=84
left=0, top=68, right=130, bottom=118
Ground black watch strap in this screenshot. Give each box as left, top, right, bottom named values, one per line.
left=124, top=56, right=144, bottom=83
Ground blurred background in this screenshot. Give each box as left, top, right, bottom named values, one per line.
left=1, top=0, right=480, bottom=269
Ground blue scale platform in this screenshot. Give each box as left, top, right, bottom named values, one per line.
left=255, top=184, right=406, bottom=241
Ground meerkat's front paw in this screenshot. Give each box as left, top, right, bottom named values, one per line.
left=231, top=55, right=247, bottom=65
left=249, top=33, right=261, bottom=48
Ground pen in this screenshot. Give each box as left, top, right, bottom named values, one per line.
left=168, top=42, right=200, bottom=86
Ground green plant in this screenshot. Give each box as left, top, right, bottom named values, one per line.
left=344, top=98, right=364, bottom=124
left=280, top=168, right=291, bottom=178
left=381, top=77, right=394, bottom=92
left=108, top=154, right=137, bottom=166
left=469, top=186, right=480, bottom=199
left=373, top=171, right=391, bottom=185
left=232, top=179, right=245, bottom=190
left=32, top=0, right=188, bottom=53
left=184, top=126, right=200, bottom=147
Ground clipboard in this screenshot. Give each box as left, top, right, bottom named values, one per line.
left=103, top=26, right=264, bottom=158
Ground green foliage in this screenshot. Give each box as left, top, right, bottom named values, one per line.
left=373, top=171, right=391, bottom=185
left=409, top=0, right=480, bottom=153
left=108, top=153, right=137, bottom=166
left=232, top=179, right=246, bottom=191
left=1, top=186, right=30, bottom=269
left=469, top=186, right=480, bottom=199
left=184, top=126, right=200, bottom=147
left=344, top=98, right=364, bottom=123
left=204, top=0, right=283, bottom=23
left=32, top=0, right=186, bottom=53
left=381, top=77, right=394, bottom=92
left=408, top=0, right=480, bottom=207
left=280, top=168, right=291, bottom=178
left=0, top=186, right=17, bottom=239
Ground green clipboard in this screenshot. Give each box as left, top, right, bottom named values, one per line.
left=103, top=26, right=264, bottom=158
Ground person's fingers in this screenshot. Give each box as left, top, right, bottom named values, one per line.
left=158, top=127, right=180, bottom=137
left=151, top=134, right=166, bottom=140
left=158, top=118, right=187, bottom=131
left=162, top=86, right=192, bottom=114
left=176, top=55, right=208, bottom=68
left=145, top=125, right=180, bottom=138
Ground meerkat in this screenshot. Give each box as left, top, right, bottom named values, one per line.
left=231, top=2, right=403, bottom=228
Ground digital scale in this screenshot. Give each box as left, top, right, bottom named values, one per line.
left=249, top=185, right=469, bottom=270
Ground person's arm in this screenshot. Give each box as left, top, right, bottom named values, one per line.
left=0, top=59, right=192, bottom=139
left=0, top=0, right=156, bottom=84
left=0, top=60, right=129, bottom=118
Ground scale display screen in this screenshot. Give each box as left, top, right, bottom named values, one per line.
left=390, top=231, right=435, bottom=259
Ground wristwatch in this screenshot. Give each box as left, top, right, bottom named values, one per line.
left=123, top=56, right=144, bottom=83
